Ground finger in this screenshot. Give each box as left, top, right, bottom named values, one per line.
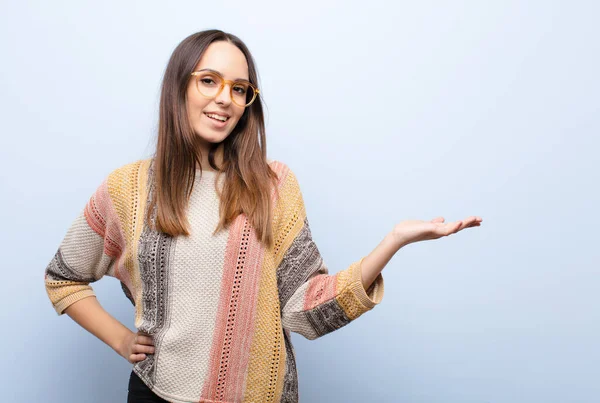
left=136, top=335, right=155, bottom=346
left=466, top=217, right=482, bottom=227
left=452, top=221, right=463, bottom=232
left=130, top=353, right=147, bottom=363
left=462, top=220, right=472, bottom=229
left=440, top=222, right=460, bottom=236
left=458, top=219, right=481, bottom=230
left=133, top=344, right=156, bottom=354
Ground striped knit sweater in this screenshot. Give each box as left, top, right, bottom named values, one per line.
left=44, top=158, right=384, bottom=403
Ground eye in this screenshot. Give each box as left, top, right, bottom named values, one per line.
left=201, top=78, right=216, bottom=85
left=233, top=85, right=247, bottom=95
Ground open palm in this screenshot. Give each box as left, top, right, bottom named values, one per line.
left=392, top=216, right=482, bottom=245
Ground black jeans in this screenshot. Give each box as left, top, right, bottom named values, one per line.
left=127, top=370, right=169, bottom=403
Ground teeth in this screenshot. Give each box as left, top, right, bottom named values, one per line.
left=206, top=113, right=228, bottom=122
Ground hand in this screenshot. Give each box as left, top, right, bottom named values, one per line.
left=391, top=216, right=482, bottom=246
left=118, top=330, right=155, bottom=364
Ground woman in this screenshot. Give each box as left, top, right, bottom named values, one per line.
left=44, top=29, right=482, bottom=403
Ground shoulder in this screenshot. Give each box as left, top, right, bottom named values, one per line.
left=107, top=158, right=151, bottom=180
left=104, top=158, right=153, bottom=200
left=267, top=159, right=300, bottom=189
left=267, top=159, right=306, bottom=211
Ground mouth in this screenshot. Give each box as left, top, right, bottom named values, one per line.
left=204, top=112, right=230, bottom=123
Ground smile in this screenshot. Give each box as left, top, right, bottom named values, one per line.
left=204, top=113, right=229, bottom=122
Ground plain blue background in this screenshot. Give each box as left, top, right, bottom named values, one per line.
left=1, top=1, right=598, bottom=402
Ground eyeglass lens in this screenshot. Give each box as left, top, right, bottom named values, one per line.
left=196, top=72, right=256, bottom=106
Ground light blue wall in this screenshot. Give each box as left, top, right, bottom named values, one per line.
left=1, top=1, right=598, bottom=402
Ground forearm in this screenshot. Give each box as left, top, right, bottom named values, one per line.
left=64, top=296, right=133, bottom=357
left=361, top=232, right=406, bottom=290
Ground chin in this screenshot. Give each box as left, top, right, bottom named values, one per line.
left=195, top=131, right=230, bottom=144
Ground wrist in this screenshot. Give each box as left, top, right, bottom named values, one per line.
left=114, top=328, right=134, bottom=357
left=387, top=230, right=410, bottom=250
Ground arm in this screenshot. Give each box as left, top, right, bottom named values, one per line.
left=275, top=169, right=384, bottom=340
left=274, top=167, right=483, bottom=340
left=360, top=232, right=408, bottom=291
left=362, top=215, right=485, bottom=289
left=44, top=179, right=121, bottom=315
left=63, top=296, right=134, bottom=359
left=44, top=178, right=152, bottom=362
left=360, top=215, right=485, bottom=290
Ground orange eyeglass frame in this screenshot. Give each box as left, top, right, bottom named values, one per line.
left=190, top=71, right=260, bottom=107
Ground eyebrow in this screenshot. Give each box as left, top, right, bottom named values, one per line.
left=197, top=68, right=250, bottom=83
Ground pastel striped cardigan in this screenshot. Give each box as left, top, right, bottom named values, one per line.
left=44, top=158, right=384, bottom=403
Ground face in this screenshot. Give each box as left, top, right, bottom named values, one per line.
left=186, top=41, right=250, bottom=148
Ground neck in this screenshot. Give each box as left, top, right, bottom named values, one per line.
left=196, top=142, right=224, bottom=172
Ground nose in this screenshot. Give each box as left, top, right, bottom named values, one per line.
left=214, top=83, right=233, bottom=106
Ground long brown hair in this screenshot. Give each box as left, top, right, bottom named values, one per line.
left=147, top=29, right=278, bottom=247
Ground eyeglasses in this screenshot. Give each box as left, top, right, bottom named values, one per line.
left=190, top=70, right=260, bottom=107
